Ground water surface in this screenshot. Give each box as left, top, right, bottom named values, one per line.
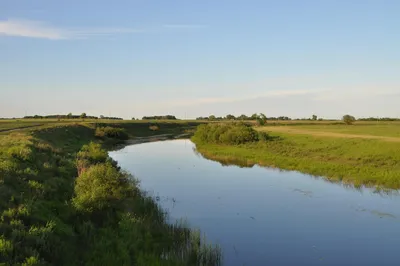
left=110, top=140, right=400, bottom=266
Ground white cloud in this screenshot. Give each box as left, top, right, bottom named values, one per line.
left=0, top=18, right=141, bottom=40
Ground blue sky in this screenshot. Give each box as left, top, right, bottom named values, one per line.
left=1, top=0, right=399, bottom=119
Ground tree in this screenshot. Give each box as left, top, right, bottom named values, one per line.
left=251, top=113, right=258, bottom=120
left=312, top=114, right=317, bottom=121
left=226, top=114, right=235, bottom=120
left=209, top=115, right=216, bottom=121
left=343, top=114, right=356, bottom=125
left=100, top=115, right=104, bottom=119
left=67, top=113, right=73, bottom=119
left=256, top=113, right=267, bottom=126
left=80, top=113, right=87, bottom=119
left=238, top=114, right=248, bottom=120
left=131, top=117, right=136, bottom=120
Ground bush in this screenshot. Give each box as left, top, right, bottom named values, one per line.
left=77, top=143, right=108, bottom=165
left=73, top=163, right=133, bottom=213
left=192, top=123, right=267, bottom=145
left=7, top=146, right=34, bottom=161
left=95, top=127, right=128, bottom=140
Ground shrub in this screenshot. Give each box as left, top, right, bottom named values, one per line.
left=193, top=123, right=267, bottom=145
left=7, top=146, right=34, bottom=161
left=73, top=163, right=133, bottom=213
left=77, top=143, right=108, bottom=165
left=95, top=127, right=128, bottom=140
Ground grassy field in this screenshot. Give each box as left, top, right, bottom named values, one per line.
left=0, top=120, right=221, bottom=265
left=269, top=123, right=400, bottom=138
left=193, top=122, right=400, bottom=190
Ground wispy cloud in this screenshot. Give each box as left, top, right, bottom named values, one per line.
left=0, top=19, right=142, bottom=40
left=163, top=24, right=206, bottom=29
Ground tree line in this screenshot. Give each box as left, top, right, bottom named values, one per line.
left=23, top=113, right=123, bottom=120
left=196, top=114, right=292, bottom=121
left=141, top=115, right=177, bottom=120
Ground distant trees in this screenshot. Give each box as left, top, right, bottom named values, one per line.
left=343, top=114, right=356, bottom=125
left=195, top=114, right=292, bottom=121
left=24, top=114, right=99, bottom=119
left=142, top=115, right=177, bottom=120
left=273, top=116, right=291, bottom=121
left=238, top=114, right=249, bottom=120
left=80, top=113, right=87, bottom=119
left=100, top=116, right=123, bottom=120
left=226, top=114, right=236, bottom=120
left=195, top=116, right=209, bottom=120
left=312, top=114, right=317, bottom=121
left=358, top=117, right=400, bottom=121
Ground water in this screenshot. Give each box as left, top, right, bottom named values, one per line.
left=110, top=140, right=400, bottom=266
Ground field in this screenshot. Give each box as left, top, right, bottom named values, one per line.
left=193, top=121, right=400, bottom=190
left=265, top=123, right=400, bottom=138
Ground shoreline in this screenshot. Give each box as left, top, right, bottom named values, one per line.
left=112, top=133, right=192, bottom=150
left=192, top=139, right=400, bottom=191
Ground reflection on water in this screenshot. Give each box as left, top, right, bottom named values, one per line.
left=110, top=140, right=400, bottom=266
left=194, top=146, right=400, bottom=197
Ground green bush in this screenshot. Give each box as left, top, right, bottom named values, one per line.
left=193, top=123, right=268, bottom=145
left=95, top=127, right=128, bottom=140
left=77, top=143, right=108, bottom=164
left=73, top=163, right=133, bottom=213
left=7, top=146, right=34, bottom=161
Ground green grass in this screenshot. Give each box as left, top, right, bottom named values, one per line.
left=287, top=123, right=400, bottom=138
left=193, top=128, right=400, bottom=189
left=0, top=121, right=221, bottom=265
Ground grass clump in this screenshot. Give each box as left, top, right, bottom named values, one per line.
left=193, top=123, right=268, bottom=145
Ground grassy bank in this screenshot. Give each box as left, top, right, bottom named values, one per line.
left=192, top=123, right=400, bottom=190
left=0, top=122, right=221, bottom=265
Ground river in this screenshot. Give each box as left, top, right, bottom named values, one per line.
left=109, top=139, right=400, bottom=266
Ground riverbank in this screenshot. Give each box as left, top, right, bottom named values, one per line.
left=0, top=122, right=220, bottom=265
left=192, top=124, right=400, bottom=190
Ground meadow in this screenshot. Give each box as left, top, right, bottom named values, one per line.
left=192, top=121, right=400, bottom=190
left=266, top=123, right=400, bottom=138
